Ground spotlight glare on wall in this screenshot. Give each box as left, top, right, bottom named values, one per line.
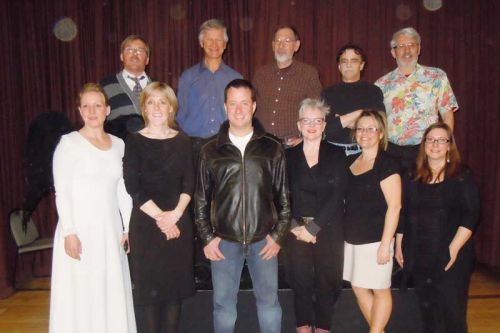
left=53, top=17, right=77, bottom=42
left=423, top=0, right=443, bottom=11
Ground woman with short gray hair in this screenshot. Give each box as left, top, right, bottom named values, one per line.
left=285, top=98, right=347, bottom=333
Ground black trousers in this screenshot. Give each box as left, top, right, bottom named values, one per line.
left=413, top=252, right=475, bottom=333
left=387, top=142, right=419, bottom=175
left=285, top=225, right=343, bottom=330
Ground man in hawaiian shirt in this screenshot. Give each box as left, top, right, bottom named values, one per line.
left=376, top=27, right=458, bottom=172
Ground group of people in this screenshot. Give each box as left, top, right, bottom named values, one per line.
left=48, top=18, right=479, bottom=333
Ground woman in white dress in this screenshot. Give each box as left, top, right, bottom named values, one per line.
left=49, top=83, right=136, bottom=333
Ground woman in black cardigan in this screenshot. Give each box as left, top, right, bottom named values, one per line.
left=395, top=122, right=480, bottom=333
left=285, top=98, right=348, bottom=333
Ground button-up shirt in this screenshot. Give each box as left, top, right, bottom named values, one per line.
left=176, top=61, right=242, bottom=138
left=375, top=64, right=458, bottom=145
left=252, top=60, right=322, bottom=140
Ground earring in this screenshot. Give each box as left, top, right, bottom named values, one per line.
left=298, top=131, right=303, bottom=138
left=322, top=131, right=326, bottom=140
left=446, top=151, right=450, bottom=163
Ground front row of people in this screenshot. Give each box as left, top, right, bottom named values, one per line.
left=49, top=80, right=479, bottom=333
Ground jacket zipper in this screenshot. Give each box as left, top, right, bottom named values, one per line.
left=241, top=147, right=247, bottom=246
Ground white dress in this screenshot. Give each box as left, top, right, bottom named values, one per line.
left=49, top=131, right=136, bottom=333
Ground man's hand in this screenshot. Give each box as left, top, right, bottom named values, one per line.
left=259, top=235, right=281, bottom=260
left=203, top=237, right=225, bottom=261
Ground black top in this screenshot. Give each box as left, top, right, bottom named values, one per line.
left=344, top=151, right=400, bottom=244
left=123, top=132, right=195, bottom=304
left=321, top=80, right=385, bottom=144
left=286, top=141, right=348, bottom=237
left=399, top=167, right=480, bottom=273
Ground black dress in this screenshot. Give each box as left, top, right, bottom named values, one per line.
left=285, top=142, right=347, bottom=330
left=400, top=167, right=480, bottom=333
left=123, top=132, right=195, bottom=305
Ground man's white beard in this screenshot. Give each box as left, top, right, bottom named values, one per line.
left=396, top=57, right=418, bottom=72
left=274, top=52, right=292, bottom=64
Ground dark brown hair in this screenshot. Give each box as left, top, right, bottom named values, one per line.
left=414, top=122, right=461, bottom=183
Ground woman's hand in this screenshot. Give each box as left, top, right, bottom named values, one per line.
left=444, top=244, right=459, bottom=271
left=292, top=226, right=316, bottom=244
left=64, top=234, right=82, bottom=260
left=164, top=225, right=181, bottom=240
left=155, top=210, right=181, bottom=232
left=395, top=234, right=404, bottom=268
left=120, top=233, right=130, bottom=254
left=377, top=242, right=391, bottom=265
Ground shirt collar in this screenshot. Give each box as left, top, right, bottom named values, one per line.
left=395, top=63, right=421, bottom=78
left=122, top=69, right=147, bottom=80
left=198, top=60, right=227, bottom=74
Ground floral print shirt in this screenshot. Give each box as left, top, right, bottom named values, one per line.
left=375, top=64, right=458, bottom=145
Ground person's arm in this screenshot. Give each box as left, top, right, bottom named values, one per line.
left=156, top=137, right=194, bottom=233
left=378, top=173, right=402, bottom=265
left=339, top=109, right=363, bottom=129
left=445, top=170, right=480, bottom=270
left=53, top=136, right=82, bottom=260
left=194, top=151, right=216, bottom=246
left=441, top=111, right=454, bottom=131
left=269, top=147, right=291, bottom=245
left=445, top=226, right=473, bottom=271
left=437, top=71, right=458, bottom=131
left=117, top=176, right=133, bottom=253
left=175, top=70, right=190, bottom=125
left=395, top=172, right=411, bottom=268
left=306, top=67, right=323, bottom=99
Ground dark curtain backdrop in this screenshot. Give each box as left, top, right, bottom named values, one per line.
left=1, top=0, right=499, bottom=297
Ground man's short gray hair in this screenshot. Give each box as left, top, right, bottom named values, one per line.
left=390, top=27, right=421, bottom=48
left=298, top=98, right=330, bottom=119
left=198, top=19, right=228, bottom=43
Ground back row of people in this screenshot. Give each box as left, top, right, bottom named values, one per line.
left=100, top=19, right=458, bottom=171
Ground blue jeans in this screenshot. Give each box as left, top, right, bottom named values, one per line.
left=211, top=238, right=282, bottom=333
left=329, top=141, right=361, bottom=156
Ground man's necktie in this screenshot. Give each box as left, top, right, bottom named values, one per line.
left=128, top=75, right=145, bottom=98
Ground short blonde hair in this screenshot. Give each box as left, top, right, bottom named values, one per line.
left=140, top=82, right=178, bottom=129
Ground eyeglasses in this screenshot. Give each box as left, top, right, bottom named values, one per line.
left=339, top=58, right=362, bottom=65
left=300, top=118, right=325, bottom=126
left=124, top=47, right=147, bottom=55
left=424, top=137, right=450, bottom=145
left=355, top=127, right=378, bottom=134
left=272, top=38, right=296, bottom=45
left=392, top=43, right=419, bottom=50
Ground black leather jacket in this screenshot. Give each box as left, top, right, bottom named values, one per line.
left=195, top=120, right=290, bottom=246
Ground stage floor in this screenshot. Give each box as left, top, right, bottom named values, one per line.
left=1, top=265, right=499, bottom=332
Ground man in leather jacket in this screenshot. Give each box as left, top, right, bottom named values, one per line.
left=195, top=79, right=290, bottom=333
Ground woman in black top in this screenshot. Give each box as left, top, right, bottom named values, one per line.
left=395, top=123, right=480, bottom=333
left=123, top=82, right=195, bottom=332
left=343, top=110, right=401, bottom=333
left=285, top=98, right=347, bottom=333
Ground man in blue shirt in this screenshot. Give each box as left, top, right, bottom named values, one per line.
left=176, top=19, right=242, bottom=145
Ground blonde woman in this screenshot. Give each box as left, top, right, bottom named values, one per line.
left=123, top=82, right=195, bottom=332
left=343, top=110, right=401, bottom=333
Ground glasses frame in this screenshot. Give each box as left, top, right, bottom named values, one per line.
left=355, top=127, right=378, bottom=134
left=424, top=137, right=450, bottom=145
left=124, top=47, right=147, bottom=55
left=299, top=118, right=325, bottom=126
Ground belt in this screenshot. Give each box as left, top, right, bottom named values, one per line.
left=296, top=216, right=315, bottom=226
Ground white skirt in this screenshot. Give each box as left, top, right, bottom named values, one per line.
left=343, top=240, right=393, bottom=289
